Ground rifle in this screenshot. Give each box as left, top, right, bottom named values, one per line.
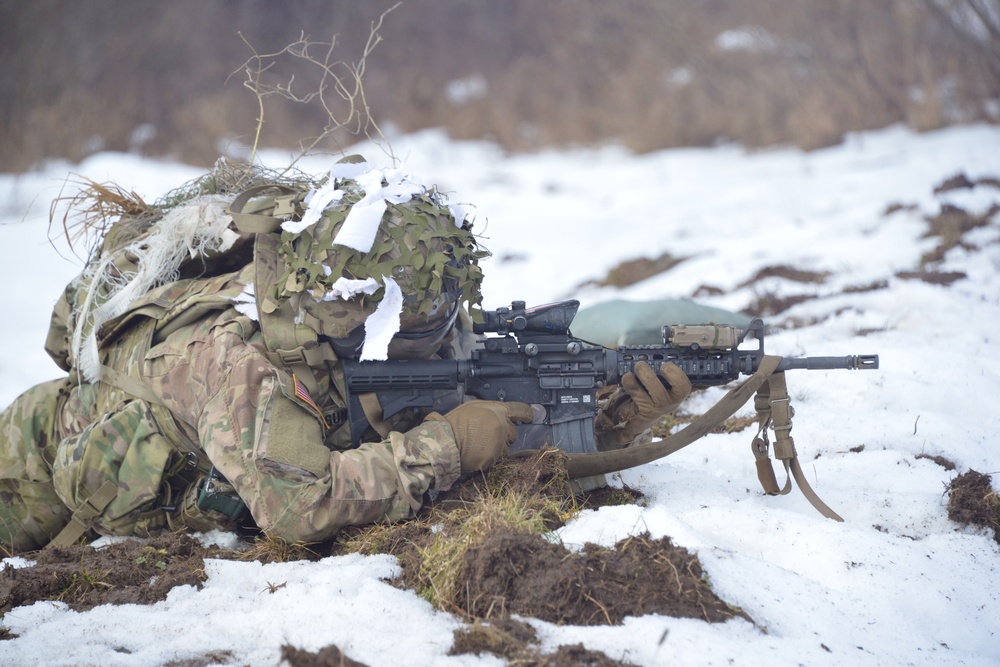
left=342, top=300, right=878, bottom=468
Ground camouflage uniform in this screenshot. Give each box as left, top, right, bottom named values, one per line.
left=0, top=264, right=463, bottom=551
left=0, top=165, right=683, bottom=553
left=0, top=379, right=95, bottom=551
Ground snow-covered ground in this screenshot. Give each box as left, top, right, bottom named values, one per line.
left=0, top=123, right=998, bottom=666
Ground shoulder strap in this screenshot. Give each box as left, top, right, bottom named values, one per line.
left=358, top=392, right=392, bottom=438
left=98, top=364, right=168, bottom=408
left=47, top=481, right=118, bottom=548
left=228, top=184, right=301, bottom=234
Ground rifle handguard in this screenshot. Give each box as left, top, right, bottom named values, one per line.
left=557, top=355, right=781, bottom=478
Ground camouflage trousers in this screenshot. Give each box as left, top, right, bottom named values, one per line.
left=0, top=378, right=95, bottom=551
left=0, top=376, right=229, bottom=552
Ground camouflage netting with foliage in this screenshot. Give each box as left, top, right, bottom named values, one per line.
left=268, top=172, right=488, bottom=335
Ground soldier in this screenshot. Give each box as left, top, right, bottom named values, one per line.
left=0, top=161, right=690, bottom=552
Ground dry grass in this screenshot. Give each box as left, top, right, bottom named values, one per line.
left=336, top=450, right=580, bottom=614
left=231, top=534, right=318, bottom=564
left=48, top=176, right=155, bottom=259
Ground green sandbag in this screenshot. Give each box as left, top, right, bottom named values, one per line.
left=570, top=298, right=752, bottom=347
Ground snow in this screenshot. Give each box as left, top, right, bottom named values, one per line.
left=715, top=26, right=778, bottom=53
left=1, top=123, right=999, bottom=666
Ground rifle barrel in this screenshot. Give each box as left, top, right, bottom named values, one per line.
left=776, top=355, right=879, bottom=371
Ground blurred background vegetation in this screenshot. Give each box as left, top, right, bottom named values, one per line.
left=1, top=0, right=998, bottom=172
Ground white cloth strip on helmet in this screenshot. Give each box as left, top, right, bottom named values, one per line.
left=448, top=202, right=473, bottom=227
left=332, top=167, right=425, bottom=253
left=283, top=180, right=344, bottom=234
left=359, top=276, right=403, bottom=361
left=329, top=160, right=371, bottom=181
left=321, top=276, right=380, bottom=301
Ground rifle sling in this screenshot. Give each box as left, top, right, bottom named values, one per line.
left=552, top=354, right=844, bottom=522
left=754, top=372, right=844, bottom=522
left=358, top=392, right=393, bottom=439
left=556, top=355, right=782, bottom=478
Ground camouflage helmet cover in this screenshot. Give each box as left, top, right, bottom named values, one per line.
left=270, top=162, right=488, bottom=341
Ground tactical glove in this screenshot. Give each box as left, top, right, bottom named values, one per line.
left=426, top=400, right=535, bottom=473
left=594, top=361, right=692, bottom=450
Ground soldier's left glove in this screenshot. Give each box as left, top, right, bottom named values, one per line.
left=594, top=361, right=692, bottom=450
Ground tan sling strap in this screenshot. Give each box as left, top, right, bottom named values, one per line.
left=751, top=373, right=792, bottom=495
left=752, top=371, right=844, bottom=522
left=553, top=354, right=844, bottom=522
left=98, top=364, right=170, bottom=409
left=227, top=184, right=301, bottom=234
left=557, top=355, right=782, bottom=479
left=48, top=481, right=118, bottom=548
left=358, top=392, right=393, bottom=439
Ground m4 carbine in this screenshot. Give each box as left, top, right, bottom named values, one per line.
left=342, top=299, right=878, bottom=464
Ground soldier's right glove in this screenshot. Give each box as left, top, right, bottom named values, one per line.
left=425, top=400, right=534, bottom=473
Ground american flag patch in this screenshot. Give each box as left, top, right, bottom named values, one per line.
left=293, top=374, right=329, bottom=429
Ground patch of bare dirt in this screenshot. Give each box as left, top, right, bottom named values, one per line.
left=580, top=482, right=646, bottom=510
left=915, top=453, right=956, bottom=471
left=538, top=644, right=638, bottom=667
left=253, top=615, right=639, bottom=667
left=451, top=618, right=638, bottom=667
left=737, top=265, right=831, bottom=287
left=920, top=202, right=998, bottom=265
left=0, top=533, right=222, bottom=616
left=931, top=172, right=1000, bottom=195
left=933, top=172, right=977, bottom=194
left=692, top=284, right=726, bottom=298
left=461, top=529, right=750, bottom=626
left=895, top=269, right=967, bottom=286
left=947, top=470, right=1000, bottom=545
left=843, top=279, right=889, bottom=294
left=883, top=202, right=919, bottom=216
left=163, top=651, right=237, bottom=667
left=281, top=643, right=370, bottom=667
left=450, top=618, right=539, bottom=659
left=583, top=251, right=688, bottom=289
left=741, top=292, right=818, bottom=317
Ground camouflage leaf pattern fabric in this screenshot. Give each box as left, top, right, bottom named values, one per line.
left=1, top=161, right=486, bottom=551
left=0, top=378, right=103, bottom=550
left=142, top=302, right=462, bottom=542
left=0, top=273, right=463, bottom=550
left=51, top=398, right=175, bottom=537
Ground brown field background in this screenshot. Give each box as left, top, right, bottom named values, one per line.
left=1, top=0, right=998, bottom=172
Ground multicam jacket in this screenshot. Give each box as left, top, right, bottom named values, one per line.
left=0, top=263, right=463, bottom=551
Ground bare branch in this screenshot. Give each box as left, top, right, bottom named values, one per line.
left=232, top=3, right=401, bottom=172
left=919, top=0, right=1000, bottom=74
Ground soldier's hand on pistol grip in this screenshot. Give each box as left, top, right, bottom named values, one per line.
left=425, top=400, right=535, bottom=473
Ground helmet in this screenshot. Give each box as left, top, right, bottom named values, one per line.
left=270, top=161, right=487, bottom=360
